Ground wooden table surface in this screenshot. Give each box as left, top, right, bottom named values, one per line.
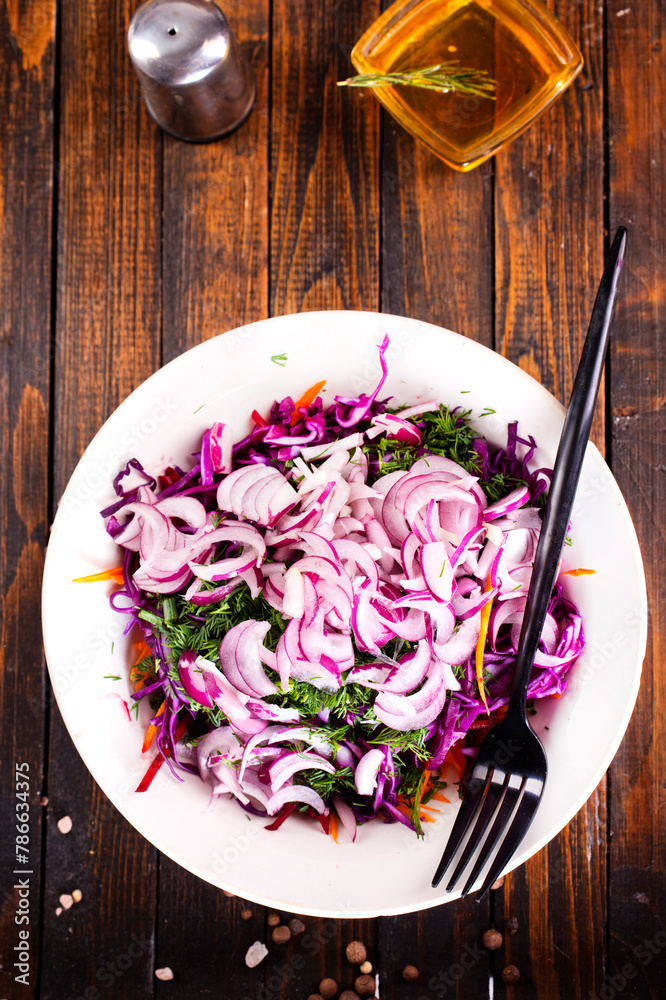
left=1, top=0, right=664, bottom=997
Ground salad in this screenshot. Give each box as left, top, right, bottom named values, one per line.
left=94, top=337, right=584, bottom=840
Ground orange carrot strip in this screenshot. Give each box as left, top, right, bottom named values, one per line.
left=290, top=380, right=326, bottom=425
left=72, top=566, right=124, bottom=585
left=474, top=577, right=494, bottom=714
left=142, top=702, right=165, bottom=753
left=132, top=641, right=151, bottom=664
left=433, top=793, right=451, bottom=804
left=330, top=813, right=339, bottom=844
left=561, top=568, right=596, bottom=577
left=420, top=815, right=436, bottom=824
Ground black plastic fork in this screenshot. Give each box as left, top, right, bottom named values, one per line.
left=432, top=226, right=627, bottom=900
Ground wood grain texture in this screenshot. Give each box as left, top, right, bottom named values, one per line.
left=42, top=0, right=162, bottom=994
left=382, top=121, right=494, bottom=342
left=0, top=0, right=55, bottom=995
left=493, top=2, right=606, bottom=997
left=606, top=1, right=666, bottom=996
left=162, top=1, right=270, bottom=362
left=270, top=0, right=380, bottom=315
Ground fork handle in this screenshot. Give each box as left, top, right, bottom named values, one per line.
left=508, top=227, right=627, bottom=719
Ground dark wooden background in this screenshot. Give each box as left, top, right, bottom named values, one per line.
left=1, top=0, right=664, bottom=997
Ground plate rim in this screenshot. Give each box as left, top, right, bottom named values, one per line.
left=42, top=309, right=648, bottom=916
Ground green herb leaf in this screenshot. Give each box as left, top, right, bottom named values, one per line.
left=338, top=63, right=496, bottom=100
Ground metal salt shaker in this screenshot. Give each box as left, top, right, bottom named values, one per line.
left=127, top=0, right=255, bottom=142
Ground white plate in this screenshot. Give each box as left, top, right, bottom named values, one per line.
left=42, top=311, right=647, bottom=917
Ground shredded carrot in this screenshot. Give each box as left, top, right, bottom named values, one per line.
left=419, top=803, right=441, bottom=814
left=290, top=380, right=326, bottom=425
left=561, top=567, right=596, bottom=577
left=72, top=566, right=124, bottom=585
left=421, top=815, right=436, bottom=824
left=330, top=812, right=339, bottom=844
left=251, top=408, right=267, bottom=427
left=432, top=792, right=451, bottom=804
left=142, top=702, right=165, bottom=753
left=474, top=577, right=494, bottom=715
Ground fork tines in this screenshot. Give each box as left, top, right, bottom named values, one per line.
left=431, top=763, right=545, bottom=900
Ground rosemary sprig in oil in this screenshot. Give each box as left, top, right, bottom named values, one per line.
left=338, top=62, right=496, bottom=99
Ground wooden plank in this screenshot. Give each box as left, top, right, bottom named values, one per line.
left=41, top=0, right=163, bottom=994
left=270, top=0, right=380, bottom=315
left=493, top=1, right=606, bottom=997
left=606, top=2, right=666, bottom=996
left=162, top=1, right=270, bottom=361
left=0, top=1, right=55, bottom=997
left=382, top=123, right=494, bottom=341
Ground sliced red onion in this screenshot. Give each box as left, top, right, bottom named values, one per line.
left=420, top=541, right=455, bottom=603
left=246, top=702, right=301, bottom=723
left=483, top=485, right=530, bottom=520
left=196, top=726, right=242, bottom=780
left=190, top=577, right=243, bottom=606
left=217, top=465, right=298, bottom=527
left=268, top=751, right=336, bottom=792
left=332, top=796, right=357, bottom=842
left=373, top=663, right=448, bottom=731
left=211, top=762, right=250, bottom=805
left=371, top=413, right=422, bottom=445
left=266, top=785, right=326, bottom=816
left=354, top=748, right=385, bottom=796
left=335, top=745, right=356, bottom=769
left=433, top=611, right=480, bottom=664
left=219, top=620, right=278, bottom=698
left=300, top=433, right=364, bottom=461
left=189, top=524, right=266, bottom=582
left=368, top=640, right=432, bottom=695
left=209, top=421, right=233, bottom=474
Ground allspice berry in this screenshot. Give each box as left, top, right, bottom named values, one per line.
left=354, top=974, right=376, bottom=997
left=346, top=940, right=367, bottom=964
left=241, top=908, right=253, bottom=921
left=402, top=965, right=419, bottom=981
left=506, top=915, right=519, bottom=934
left=289, top=917, right=306, bottom=936
left=271, top=925, right=291, bottom=944
left=483, top=928, right=503, bottom=950
left=267, top=912, right=280, bottom=926
left=359, top=961, right=372, bottom=974
left=339, top=992, right=361, bottom=1000
left=502, top=965, right=520, bottom=984
left=319, top=979, right=338, bottom=999
left=307, top=995, right=325, bottom=1000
